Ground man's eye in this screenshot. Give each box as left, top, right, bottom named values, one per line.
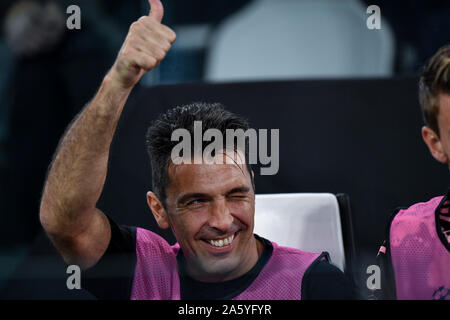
left=187, top=199, right=204, bottom=206
left=230, top=194, right=247, bottom=200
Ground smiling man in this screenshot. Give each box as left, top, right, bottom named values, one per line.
left=39, top=0, right=355, bottom=300
left=147, top=138, right=260, bottom=284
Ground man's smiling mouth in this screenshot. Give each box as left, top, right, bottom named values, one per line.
left=201, top=232, right=238, bottom=248
left=207, top=234, right=235, bottom=247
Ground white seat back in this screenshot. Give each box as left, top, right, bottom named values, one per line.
left=254, top=193, right=346, bottom=271
left=206, top=0, right=394, bottom=82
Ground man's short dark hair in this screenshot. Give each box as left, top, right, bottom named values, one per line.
left=419, top=44, right=450, bottom=136
left=146, top=102, right=255, bottom=208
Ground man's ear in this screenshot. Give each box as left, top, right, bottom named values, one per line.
left=146, top=191, right=170, bottom=229
left=422, top=126, right=448, bottom=164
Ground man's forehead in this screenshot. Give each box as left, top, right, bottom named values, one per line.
left=171, top=148, right=247, bottom=166
left=438, top=93, right=450, bottom=127
left=167, top=160, right=249, bottom=194
left=169, top=161, right=248, bottom=183
left=439, top=93, right=450, bottom=111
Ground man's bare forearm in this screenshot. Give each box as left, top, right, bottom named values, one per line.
left=40, top=76, right=132, bottom=237
left=38, top=0, right=175, bottom=267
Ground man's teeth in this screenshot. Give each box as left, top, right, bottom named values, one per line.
left=208, top=234, right=234, bottom=247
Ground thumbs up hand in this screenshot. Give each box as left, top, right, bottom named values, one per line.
left=107, top=0, right=176, bottom=89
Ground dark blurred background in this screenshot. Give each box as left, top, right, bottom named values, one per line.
left=0, top=0, right=449, bottom=299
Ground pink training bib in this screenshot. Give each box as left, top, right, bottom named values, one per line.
left=130, top=228, right=322, bottom=300
left=390, top=196, right=450, bottom=300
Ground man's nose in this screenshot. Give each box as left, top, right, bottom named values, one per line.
left=208, top=198, right=233, bottom=232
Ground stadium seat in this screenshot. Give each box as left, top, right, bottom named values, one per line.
left=254, top=193, right=356, bottom=275
left=205, top=0, right=395, bottom=81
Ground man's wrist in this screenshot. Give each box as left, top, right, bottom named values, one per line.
left=91, top=73, right=134, bottom=117
left=102, top=71, right=135, bottom=93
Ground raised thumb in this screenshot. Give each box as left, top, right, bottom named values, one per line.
left=148, top=0, right=164, bottom=22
